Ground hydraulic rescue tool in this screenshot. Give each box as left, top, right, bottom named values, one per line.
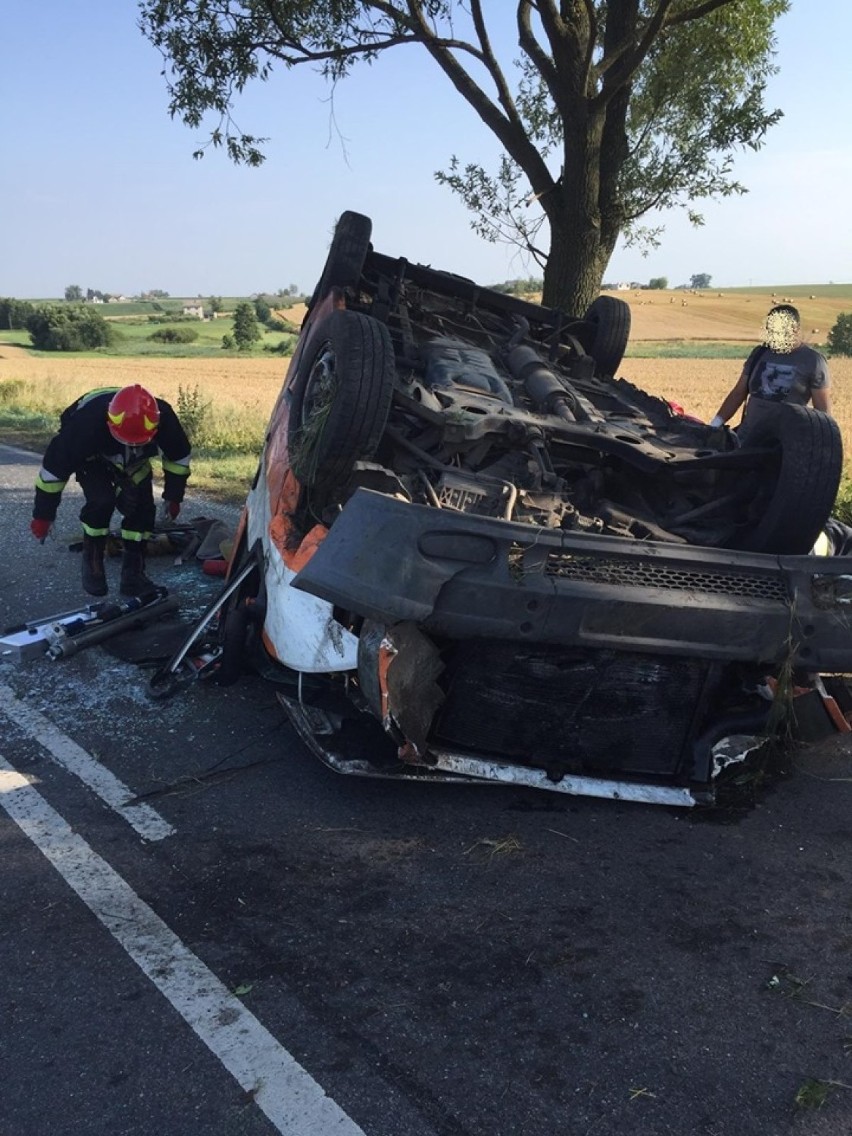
left=1, top=589, right=179, bottom=663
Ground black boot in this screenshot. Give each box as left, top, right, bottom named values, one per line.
left=120, top=540, right=155, bottom=597
left=81, top=535, right=108, bottom=597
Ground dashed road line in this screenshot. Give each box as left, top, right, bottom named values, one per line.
left=0, top=755, right=367, bottom=1136
left=0, top=682, right=174, bottom=841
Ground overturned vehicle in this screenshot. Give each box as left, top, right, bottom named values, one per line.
left=156, top=212, right=852, bottom=806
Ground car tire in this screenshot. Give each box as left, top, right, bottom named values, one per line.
left=306, top=211, right=372, bottom=315
left=583, top=296, right=631, bottom=376
left=289, top=309, right=395, bottom=513
left=733, top=403, right=843, bottom=554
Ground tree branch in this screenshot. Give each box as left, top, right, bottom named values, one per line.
left=594, top=0, right=675, bottom=102
left=595, top=0, right=742, bottom=107
left=666, top=0, right=742, bottom=27
left=518, top=1, right=563, bottom=102
left=469, top=0, right=523, bottom=126
left=405, top=2, right=555, bottom=195
left=258, top=0, right=486, bottom=68
left=580, top=0, right=599, bottom=79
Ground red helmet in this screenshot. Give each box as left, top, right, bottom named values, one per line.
left=107, top=385, right=160, bottom=444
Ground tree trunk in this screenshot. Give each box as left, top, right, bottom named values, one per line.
left=539, top=97, right=620, bottom=316
left=541, top=211, right=614, bottom=315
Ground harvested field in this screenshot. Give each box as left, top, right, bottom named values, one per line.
left=0, top=347, right=286, bottom=422
left=621, top=356, right=852, bottom=447
left=604, top=288, right=849, bottom=344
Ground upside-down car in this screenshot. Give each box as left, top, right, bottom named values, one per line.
left=155, top=212, right=852, bottom=806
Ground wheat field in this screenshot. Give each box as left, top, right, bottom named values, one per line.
left=0, top=349, right=288, bottom=421
left=622, top=356, right=852, bottom=445
left=609, top=288, right=850, bottom=344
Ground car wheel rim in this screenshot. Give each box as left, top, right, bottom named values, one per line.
left=294, top=345, right=337, bottom=483
left=301, top=346, right=336, bottom=425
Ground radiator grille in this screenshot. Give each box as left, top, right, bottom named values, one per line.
left=533, top=548, right=788, bottom=602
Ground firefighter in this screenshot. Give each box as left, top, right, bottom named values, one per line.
left=30, top=385, right=191, bottom=597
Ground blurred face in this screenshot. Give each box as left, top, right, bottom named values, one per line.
left=764, top=309, right=800, bottom=353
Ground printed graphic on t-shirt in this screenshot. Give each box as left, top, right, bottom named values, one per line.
left=753, top=362, right=797, bottom=401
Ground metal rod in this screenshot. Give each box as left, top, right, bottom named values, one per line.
left=47, top=596, right=180, bottom=659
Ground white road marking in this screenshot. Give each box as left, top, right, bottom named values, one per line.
left=0, top=756, right=366, bottom=1136
left=0, top=683, right=174, bottom=842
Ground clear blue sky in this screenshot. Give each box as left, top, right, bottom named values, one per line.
left=2, top=1, right=850, bottom=298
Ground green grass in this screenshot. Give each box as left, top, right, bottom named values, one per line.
left=625, top=340, right=749, bottom=359
left=18, top=295, right=299, bottom=313
left=0, top=329, right=34, bottom=347
left=104, top=322, right=295, bottom=358
left=0, top=376, right=269, bottom=502
left=102, top=301, right=180, bottom=316
left=189, top=453, right=260, bottom=501
left=108, top=316, right=290, bottom=355
left=719, top=283, right=852, bottom=299
left=101, top=299, right=247, bottom=316
left=0, top=409, right=59, bottom=447
left=833, top=479, right=852, bottom=524
left=2, top=321, right=295, bottom=359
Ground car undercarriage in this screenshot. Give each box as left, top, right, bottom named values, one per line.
left=153, top=212, right=852, bottom=807
left=286, top=228, right=841, bottom=558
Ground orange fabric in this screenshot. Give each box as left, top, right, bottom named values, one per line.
left=378, top=641, right=396, bottom=726
left=286, top=524, right=329, bottom=573
left=266, top=470, right=329, bottom=571
left=267, top=471, right=301, bottom=559
left=821, top=695, right=852, bottom=733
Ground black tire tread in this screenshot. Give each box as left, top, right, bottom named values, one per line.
left=306, top=211, right=372, bottom=314
left=737, top=404, right=843, bottom=554
left=289, top=309, right=395, bottom=501
left=584, top=296, right=631, bottom=377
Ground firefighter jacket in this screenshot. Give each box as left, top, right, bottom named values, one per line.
left=33, top=388, right=192, bottom=521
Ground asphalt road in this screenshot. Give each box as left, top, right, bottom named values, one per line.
left=2, top=440, right=852, bottom=1136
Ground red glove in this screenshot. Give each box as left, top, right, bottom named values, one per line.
left=30, top=518, right=52, bottom=542
left=165, top=500, right=181, bottom=519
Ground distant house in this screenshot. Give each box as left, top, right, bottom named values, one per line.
left=182, top=302, right=205, bottom=319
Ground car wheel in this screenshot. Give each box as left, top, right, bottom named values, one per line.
left=305, top=211, right=372, bottom=315
left=583, top=296, right=631, bottom=376
left=289, top=309, right=395, bottom=514
left=733, top=404, right=842, bottom=554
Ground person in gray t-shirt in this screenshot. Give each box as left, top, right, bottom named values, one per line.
left=710, top=304, right=831, bottom=432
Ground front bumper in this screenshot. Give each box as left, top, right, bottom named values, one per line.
left=293, top=489, right=852, bottom=670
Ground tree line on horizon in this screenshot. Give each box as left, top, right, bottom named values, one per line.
left=61, top=284, right=305, bottom=306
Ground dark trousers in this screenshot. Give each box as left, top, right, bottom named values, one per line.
left=75, top=459, right=156, bottom=540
